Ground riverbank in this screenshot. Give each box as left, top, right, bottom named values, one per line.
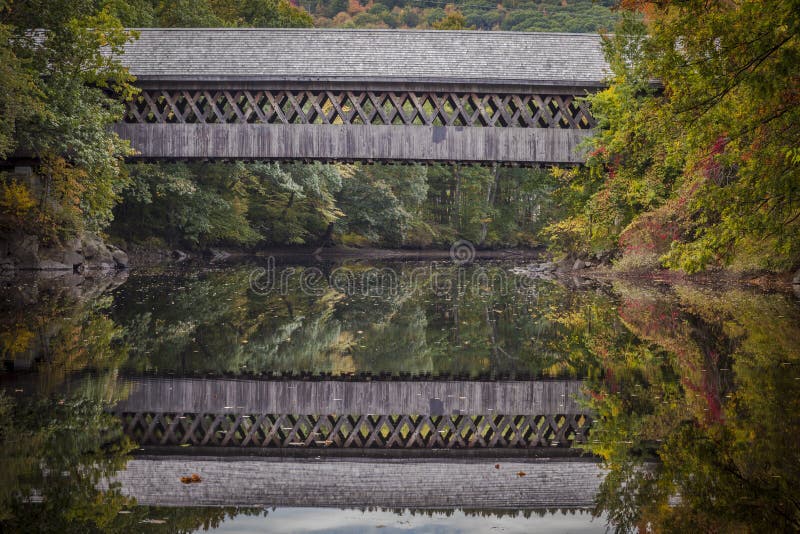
left=124, top=243, right=546, bottom=267
left=0, top=231, right=129, bottom=272
left=3, top=233, right=798, bottom=296
left=514, top=258, right=800, bottom=295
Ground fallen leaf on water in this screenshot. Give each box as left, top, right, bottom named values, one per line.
left=517, top=471, right=526, bottom=477
left=191, top=473, right=201, bottom=483
left=494, top=464, right=500, bottom=469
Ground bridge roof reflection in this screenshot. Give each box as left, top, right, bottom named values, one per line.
left=104, top=456, right=605, bottom=509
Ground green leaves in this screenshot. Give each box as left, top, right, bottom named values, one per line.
left=544, top=1, right=800, bottom=273
left=0, top=1, right=137, bottom=240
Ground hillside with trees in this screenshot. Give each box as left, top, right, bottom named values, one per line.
left=296, top=0, right=618, bottom=33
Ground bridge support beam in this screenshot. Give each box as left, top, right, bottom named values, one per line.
left=114, top=123, right=592, bottom=164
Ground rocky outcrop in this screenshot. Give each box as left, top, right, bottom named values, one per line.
left=572, top=259, right=594, bottom=270
left=0, top=231, right=128, bottom=272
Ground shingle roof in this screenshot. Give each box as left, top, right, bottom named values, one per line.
left=117, top=28, right=609, bottom=87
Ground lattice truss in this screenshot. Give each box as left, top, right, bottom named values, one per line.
left=118, top=412, right=592, bottom=448
left=124, top=90, right=596, bottom=129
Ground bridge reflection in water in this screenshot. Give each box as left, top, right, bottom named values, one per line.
left=112, top=377, right=592, bottom=451
left=108, top=376, right=602, bottom=509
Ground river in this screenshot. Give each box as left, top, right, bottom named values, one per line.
left=1, top=257, right=798, bottom=532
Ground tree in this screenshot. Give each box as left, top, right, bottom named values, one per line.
left=544, top=1, right=800, bottom=272
left=237, top=0, right=313, bottom=27
left=431, top=5, right=473, bottom=30
left=1, top=2, right=137, bottom=240
left=156, top=0, right=224, bottom=27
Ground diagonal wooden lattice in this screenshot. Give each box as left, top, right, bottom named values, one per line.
left=124, top=90, right=596, bottom=129
left=116, top=412, right=592, bottom=449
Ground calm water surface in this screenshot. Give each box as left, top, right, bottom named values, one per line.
left=1, top=258, right=798, bottom=532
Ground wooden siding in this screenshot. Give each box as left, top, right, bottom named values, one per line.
left=112, top=378, right=588, bottom=415
left=113, top=123, right=592, bottom=163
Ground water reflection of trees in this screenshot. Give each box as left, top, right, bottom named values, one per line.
left=0, top=274, right=129, bottom=531
left=0, top=274, right=128, bottom=393
left=576, top=283, right=800, bottom=532
left=2, top=267, right=799, bottom=531
left=0, top=392, right=134, bottom=531
left=112, top=263, right=626, bottom=378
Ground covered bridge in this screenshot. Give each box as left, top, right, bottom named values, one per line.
left=112, top=29, right=608, bottom=164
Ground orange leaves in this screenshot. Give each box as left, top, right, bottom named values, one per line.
left=40, top=155, right=88, bottom=208
left=618, top=0, right=661, bottom=22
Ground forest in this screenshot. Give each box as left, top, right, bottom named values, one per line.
left=1, top=0, right=798, bottom=274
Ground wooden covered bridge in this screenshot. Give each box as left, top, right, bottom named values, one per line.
left=112, top=29, right=608, bottom=164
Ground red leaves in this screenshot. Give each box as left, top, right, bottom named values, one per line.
left=698, top=135, right=731, bottom=185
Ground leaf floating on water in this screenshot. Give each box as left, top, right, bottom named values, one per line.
left=517, top=471, right=526, bottom=477
left=494, top=464, right=500, bottom=469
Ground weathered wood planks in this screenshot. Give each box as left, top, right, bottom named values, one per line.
left=113, top=378, right=588, bottom=415
left=113, top=123, right=592, bottom=163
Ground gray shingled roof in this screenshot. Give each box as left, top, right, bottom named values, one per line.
left=116, top=28, right=609, bottom=86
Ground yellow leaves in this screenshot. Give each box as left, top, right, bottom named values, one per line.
left=0, top=181, right=37, bottom=220
left=335, top=164, right=356, bottom=180
left=550, top=166, right=579, bottom=182
left=0, top=326, right=35, bottom=359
